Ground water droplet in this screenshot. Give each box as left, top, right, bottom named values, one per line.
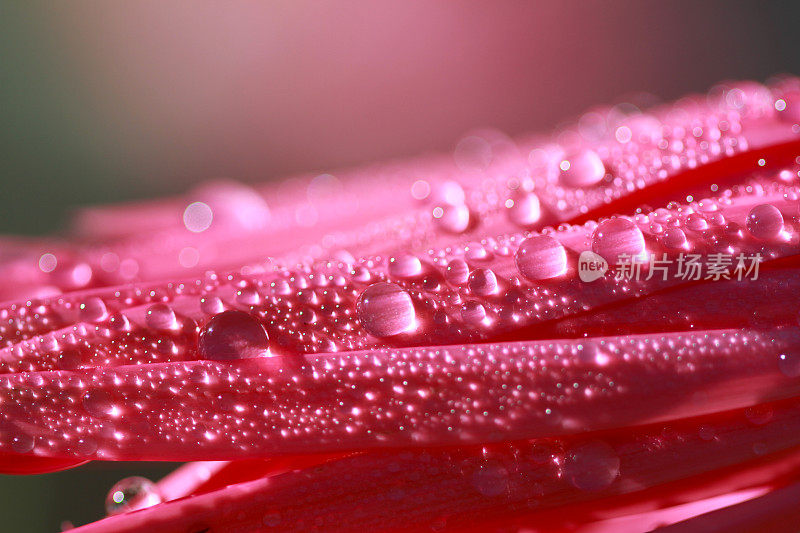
left=468, top=269, right=498, bottom=296
left=105, top=476, right=163, bottom=515
left=56, top=348, right=82, bottom=371
left=558, top=150, right=606, bottom=187
left=80, top=297, right=108, bottom=323
left=514, top=235, right=567, bottom=281
left=563, top=440, right=620, bottom=491
left=686, top=213, right=708, bottom=232
left=591, top=218, right=645, bottom=263
left=746, top=204, right=784, bottom=240
left=661, top=228, right=688, bottom=249
left=200, top=296, right=224, bottom=315
left=445, top=259, right=470, bottom=285
left=145, top=303, right=178, bottom=331
left=388, top=254, right=423, bottom=278
left=356, top=282, right=416, bottom=337
left=433, top=204, right=471, bottom=234
left=506, top=192, right=541, bottom=227
left=198, top=310, right=270, bottom=360
left=461, top=301, right=486, bottom=324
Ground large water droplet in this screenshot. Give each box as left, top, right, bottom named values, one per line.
left=514, top=235, right=567, bottom=281
left=746, top=204, right=784, bottom=240
left=198, top=310, right=270, bottom=360
left=661, top=228, right=688, bottom=250
left=591, top=218, right=645, bottom=263
left=105, top=476, right=163, bottom=515
left=563, top=440, right=620, bottom=491
left=356, top=282, right=416, bottom=337
left=558, top=150, right=606, bottom=187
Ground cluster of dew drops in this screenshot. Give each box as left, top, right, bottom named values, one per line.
left=5, top=79, right=800, bottom=519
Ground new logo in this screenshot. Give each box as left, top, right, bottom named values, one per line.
left=578, top=251, right=608, bottom=282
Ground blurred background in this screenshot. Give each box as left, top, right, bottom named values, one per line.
left=1, top=0, right=799, bottom=530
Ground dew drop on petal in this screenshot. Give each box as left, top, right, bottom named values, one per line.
left=105, top=476, right=163, bottom=515
left=746, top=204, right=784, bottom=240
left=514, top=235, right=567, bottom=281
left=591, top=218, right=645, bottom=263
left=445, top=259, right=470, bottom=285
left=661, top=228, right=688, bottom=249
left=468, top=269, right=498, bottom=296
left=388, top=254, right=423, bottom=279
left=433, top=204, right=471, bottom=234
left=80, top=297, right=108, bottom=323
left=356, top=282, right=416, bottom=337
left=558, top=150, right=606, bottom=187
left=506, top=192, right=541, bottom=227
left=461, top=301, right=487, bottom=324
left=145, top=303, right=178, bottom=331
left=10, top=432, right=34, bottom=454
left=198, top=310, right=271, bottom=360
left=563, top=440, right=620, bottom=491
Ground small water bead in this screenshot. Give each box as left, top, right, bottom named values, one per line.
left=105, top=476, right=163, bottom=515
left=145, top=303, right=178, bottom=331
left=356, top=282, right=416, bottom=337
left=506, top=192, right=541, bottom=227
left=236, top=287, right=262, bottom=306
left=79, top=297, right=108, bottom=323
left=461, top=301, right=487, bottom=324
left=661, top=228, right=688, bottom=249
left=591, top=218, right=646, bottom=263
left=10, top=432, right=34, bottom=454
left=198, top=310, right=270, bottom=360
left=468, top=269, right=498, bottom=296
left=445, top=259, right=470, bottom=285
left=56, top=348, right=82, bottom=370
left=746, top=204, right=784, bottom=240
left=107, top=312, right=131, bottom=331
left=388, top=254, right=423, bottom=279
left=558, top=149, right=606, bottom=187
left=514, top=235, right=567, bottom=281
left=563, top=440, right=620, bottom=492
left=433, top=204, right=471, bottom=234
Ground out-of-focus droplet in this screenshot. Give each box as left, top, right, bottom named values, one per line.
left=558, top=150, right=606, bottom=187
left=563, top=440, right=620, bottom=491
left=506, top=192, right=541, bottom=227
left=592, top=218, right=645, bottom=263
left=356, top=282, right=416, bottom=337
left=198, top=310, right=270, bottom=360
left=746, top=204, right=784, bottom=240
left=433, top=204, right=471, bottom=234
left=514, top=235, right=567, bottom=281
left=105, top=476, right=163, bottom=515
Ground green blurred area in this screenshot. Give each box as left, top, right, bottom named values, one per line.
left=0, top=463, right=182, bottom=531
